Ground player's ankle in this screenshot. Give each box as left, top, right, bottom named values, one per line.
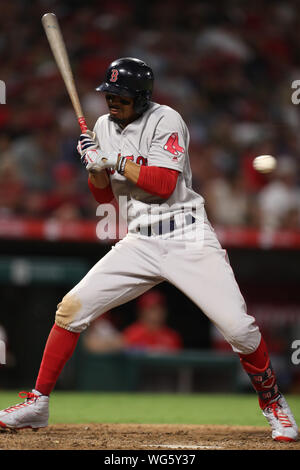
left=259, top=393, right=281, bottom=410
left=32, top=388, right=48, bottom=397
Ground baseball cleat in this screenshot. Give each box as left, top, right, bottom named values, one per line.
left=0, top=390, right=49, bottom=430
left=262, top=395, right=298, bottom=442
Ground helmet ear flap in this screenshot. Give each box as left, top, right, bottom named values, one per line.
left=134, top=90, right=151, bottom=114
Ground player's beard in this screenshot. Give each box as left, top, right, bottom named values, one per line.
left=109, top=114, right=125, bottom=126
left=109, top=112, right=140, bottom=128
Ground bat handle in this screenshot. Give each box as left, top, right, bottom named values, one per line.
left=78, top=116, right=96, bottom=140
left=78, top=116, right=88, bottom=133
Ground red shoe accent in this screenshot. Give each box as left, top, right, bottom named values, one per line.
left=0, top=421, right=33, bottom=431
left=18, top=391, right=39, bottom=400
left=3, top=391, right=39, bottom=414
left=274, top=436, right=296, bottom=442
left=269, top=402, right=293, bottom=428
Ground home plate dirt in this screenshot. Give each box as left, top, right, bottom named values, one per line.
left=0, top=423, right=300, bottom=450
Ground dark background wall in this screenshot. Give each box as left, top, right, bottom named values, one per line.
left=1, top=238, right=299, bottom=389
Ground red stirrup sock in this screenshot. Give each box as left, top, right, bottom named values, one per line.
left=239, top=336, right=280, bottom=409
left=35, top=323, right=80, bottom=396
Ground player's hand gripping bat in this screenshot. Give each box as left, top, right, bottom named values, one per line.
left=41, top=12, right=95, bottom=139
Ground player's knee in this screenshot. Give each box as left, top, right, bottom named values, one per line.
left=55, top=293, right=83, bottom=330
left=224, top=321, right=261, bottom=355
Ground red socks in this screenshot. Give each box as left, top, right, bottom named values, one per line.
left=240, top=335, right=269, bottom=369
left=35, top=324, right=80, bottom=396
left=239, top=336, right=280, bottom=409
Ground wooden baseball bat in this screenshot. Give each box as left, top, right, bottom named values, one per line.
left=42, top=12, right=92, bottom=135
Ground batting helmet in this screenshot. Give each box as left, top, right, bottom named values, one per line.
left=96, top=57, right=154, bottom=114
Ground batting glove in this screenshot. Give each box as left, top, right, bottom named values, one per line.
left=82, top=149, right=119, bottom=172
left=77, top=134, right=122, bottom=172
left=77, top=133, right=119, bottom=171
left=77, top=133, right=99, bottom=167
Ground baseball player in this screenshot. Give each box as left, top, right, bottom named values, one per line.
left=0, top=58, right=298, bottom=441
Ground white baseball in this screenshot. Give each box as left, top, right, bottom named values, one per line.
left=253, top=155, right=277, bottom=174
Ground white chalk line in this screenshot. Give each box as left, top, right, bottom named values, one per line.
left=146, top=444, right=224, bottom=450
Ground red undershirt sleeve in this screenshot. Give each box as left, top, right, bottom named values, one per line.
left=88, top=177, right=114, bottom=204
left=136, top=166, right=179, bottom=199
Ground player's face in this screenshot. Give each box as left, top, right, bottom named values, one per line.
left=105, top=93, right=136, bottom=126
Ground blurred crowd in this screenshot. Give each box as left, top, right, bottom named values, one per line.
left=83, top=290, right=183, bottom=354
left=1, top=0, right=300, bottom=231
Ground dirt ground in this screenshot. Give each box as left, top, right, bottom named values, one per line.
left=1, top=423, right=300, bottom=450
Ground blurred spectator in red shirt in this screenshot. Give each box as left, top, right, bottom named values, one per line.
left=123, top=290, right=183, bottom=353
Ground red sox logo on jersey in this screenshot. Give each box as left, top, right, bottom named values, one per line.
left=163, top=133, right=184, bottom=161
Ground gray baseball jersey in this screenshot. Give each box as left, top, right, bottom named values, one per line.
left=55, top=101, right=261, bottom=357
left=93, top=102, right=205, bottom=235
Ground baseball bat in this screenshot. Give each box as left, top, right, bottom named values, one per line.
left=41, top=12, right=93, bottom=136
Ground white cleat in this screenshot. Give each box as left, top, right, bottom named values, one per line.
left=0, top=390, right=49, bottom=431
left=263, top=395, right=299, bottom=442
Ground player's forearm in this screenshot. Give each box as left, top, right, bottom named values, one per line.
left=123, top=161, right=179, bottom=199
left=123, top=159, right=141, bottom=184
left=88, top=170, right=110, bottom=189
left=88, top=170, right=114, bottom=203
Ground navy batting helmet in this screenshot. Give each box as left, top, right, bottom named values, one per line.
left=96, top=57, right=154, bottom=114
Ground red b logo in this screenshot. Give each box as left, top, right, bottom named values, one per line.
left=110, top=69, right=119, bottom=82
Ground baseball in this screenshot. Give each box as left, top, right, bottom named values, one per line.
left=253, top=154, right=277, bottom=174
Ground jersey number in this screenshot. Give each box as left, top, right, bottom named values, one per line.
left=110, top=69, right=119, bottom=82
left=108, top=155, right=147, bottom=175
left=164, top=133, right=184, bottom=156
